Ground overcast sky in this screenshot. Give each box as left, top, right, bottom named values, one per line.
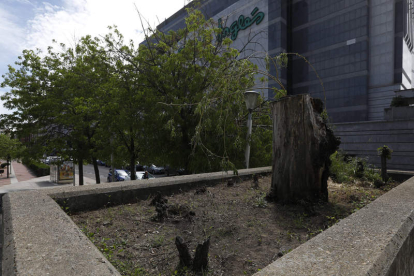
left=0, top=0, right=188, bottom=115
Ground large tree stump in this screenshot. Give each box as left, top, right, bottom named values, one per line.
left=269, top=94, right=340, bottom=203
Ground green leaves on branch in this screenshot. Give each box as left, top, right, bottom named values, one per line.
left=377, top=146, right=393, bottom=160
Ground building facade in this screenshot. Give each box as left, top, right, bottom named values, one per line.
left=158, top=0, right=414, bottom=170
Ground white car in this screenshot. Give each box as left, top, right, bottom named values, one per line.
left=135, top=171, right=155, bottom=180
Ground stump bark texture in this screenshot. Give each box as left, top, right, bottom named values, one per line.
left=270, top=94, right=340, bottom=203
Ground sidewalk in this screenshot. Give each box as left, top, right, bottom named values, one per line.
left=0, top=160, right=13, bottom=187
left=0, top=161, right=96, bottom=194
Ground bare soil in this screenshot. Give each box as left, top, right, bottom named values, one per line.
left=71, top=176, right=400, bottom=276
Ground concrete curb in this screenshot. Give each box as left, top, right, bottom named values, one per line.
left=4, top=166, right=414, bottom=275
left=253, top=175, right=414, bottom=276
left=2, top=167, right=271, bottom=275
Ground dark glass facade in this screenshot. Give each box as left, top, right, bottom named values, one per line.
left=158, top=0, right=413, bottom=123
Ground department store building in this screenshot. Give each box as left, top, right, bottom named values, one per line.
left=157, top=0, right=414, bottom=171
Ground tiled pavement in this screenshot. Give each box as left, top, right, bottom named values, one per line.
left=0, top=161, right=37, bottom=188
left=11, top=161, right=37, bottom=182
left=0, top=176, right=10, bottom=187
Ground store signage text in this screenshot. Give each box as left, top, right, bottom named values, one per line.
left=218, top=7, right=265, bottom=42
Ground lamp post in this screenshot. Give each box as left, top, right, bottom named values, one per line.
left=244, top=91, right=259, bottom=169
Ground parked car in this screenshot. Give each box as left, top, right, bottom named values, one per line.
left=165, top=165, right=179, bottom=176
left=107, top=169, right=130, bottom=182
left=135, top=171, right=155, bottom=180
left=97, top=160, right=106, bottom=166
left=136, top=164, right=148, bottom=171
left=177, top=168, right=190, bottom=175
left=149, top=164, right=165, bottom=174
left=44, top=157, right=51, bottom=165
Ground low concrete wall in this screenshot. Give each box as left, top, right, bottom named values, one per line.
left=2, top=167, right=270, bottom=275
left=254, top=176, right=414, bottom=276
left=334, top=119, right=414, bottom=171
left=3, top=167, right=414, bottom=275
left=385, top=106, right=414, bottom=121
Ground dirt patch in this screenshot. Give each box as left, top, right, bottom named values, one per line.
left=71, top=176, right=400, bottom=276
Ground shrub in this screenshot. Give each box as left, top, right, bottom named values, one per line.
left=22, top=158, right=50, bottom=176
left=330, top=151, right=381, bottom=184
left=377, top=145, right=392, bottom=160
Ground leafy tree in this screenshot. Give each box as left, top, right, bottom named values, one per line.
left=0, top=133, right=23, bottom=160
left=133, top=9, right=259, bottom=172
left=101, top=29, right=148, bottom=180
left=1, top=36, right=112, bottom=185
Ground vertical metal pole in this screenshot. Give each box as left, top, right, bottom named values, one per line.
left=245, top=111, right=253, bottom=169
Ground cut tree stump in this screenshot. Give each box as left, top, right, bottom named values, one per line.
left=192, top=237, right=210, bottom=272
left=175, top=236, right=210, bottom=272
left=269, top=94, right=340, bottom=203
left=175, top=236, right=192, bottom=268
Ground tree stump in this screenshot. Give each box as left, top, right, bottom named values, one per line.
left=175, top=236, right=210, bottom=272
left=175, top=236, right=192, bottom=268
left=192, top=237, right=210, bottom=272
left=269, top=94, right=340, bottom=203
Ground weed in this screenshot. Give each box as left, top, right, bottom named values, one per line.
left=151, top=234, right=165, bottom=248
left=254, top=192, right=268, bottom=208
left=293, top=213, right=307, bottom=229
left=330, top=151, right=382, bottom=183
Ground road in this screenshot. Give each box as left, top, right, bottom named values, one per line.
left=75, top=164, right=168, bottom=183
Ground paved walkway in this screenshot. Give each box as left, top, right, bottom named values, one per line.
left=12, top=161, right=37, bottom=182
left=0, top=161, right=38, bottom=188
left=0, top=161, right=96, bottom=194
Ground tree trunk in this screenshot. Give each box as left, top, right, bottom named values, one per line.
left=6, top=157, right=10, bottom=179
left=92, top=157, right=100, bottom=184
left=130, top=154, right=136, bottom=180
left=130, top=134, right=136, bottom=181
left=269, top=94, right=340, bottom=203
left=78, top=157, right=84, bottom=186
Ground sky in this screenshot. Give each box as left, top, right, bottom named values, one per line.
left=0, top=0, right=188, bottom=115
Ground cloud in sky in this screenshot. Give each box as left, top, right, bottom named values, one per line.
left=0, top=0, right=188, bottom=115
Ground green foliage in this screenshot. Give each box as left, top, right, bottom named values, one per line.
left=1, top=35, right=113, bottom=184
left=134, top=9, right=260, bottom=173
left=254, top=192, right=268, bottom=208
left=377, top=145, right=392, bottom=160
left=0, top=134, right=24, bottom=160
left=330, top=151, right=382, bottom=183
left=0, top=7, right=276, bottom=178
left=22, top=157, right=50, bottom=176
left=390, top=96, right=409, bottom=107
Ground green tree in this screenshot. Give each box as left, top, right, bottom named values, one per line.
left=0, top=133, right=24, bottom=178
left=0, top=133, right=23, bottom=160
left=101, top=28, right=148, bottom=180
left=1, top=36, right=112, bottom=185
left=133, top=9, right=259, bottom=172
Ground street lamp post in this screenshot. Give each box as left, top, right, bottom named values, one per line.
left=244, top=91, right=259, bottom=169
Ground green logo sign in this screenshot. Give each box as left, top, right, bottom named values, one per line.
left=218, top=7, right=265, bottom=42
